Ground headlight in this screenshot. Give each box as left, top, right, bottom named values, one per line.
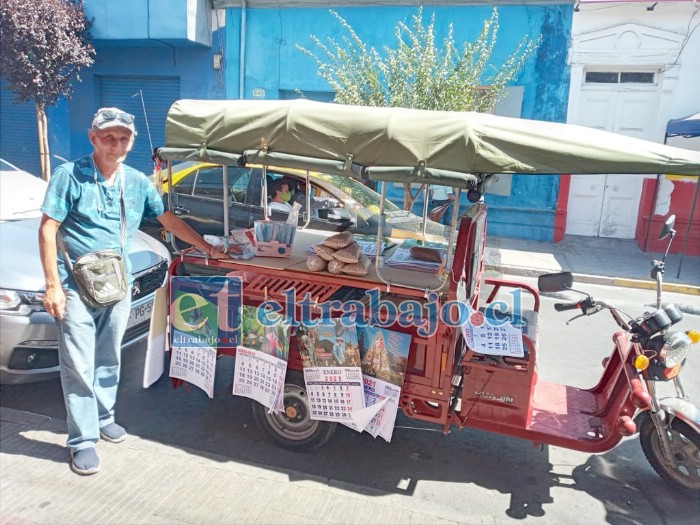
left=658, top=331, right=691, bottom=368
left=0, top=289, right=45, bottom=313
left=0, top=290, right=21, bottom=310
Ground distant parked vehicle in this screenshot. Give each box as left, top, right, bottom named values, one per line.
left=141, top=161, right=445, bottom=251
left=0, top=158, right=171, bottom=384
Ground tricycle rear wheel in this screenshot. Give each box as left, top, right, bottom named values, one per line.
left=252, top=371, right=337, bottom=451
left=639, top=416, right=700, bottom=498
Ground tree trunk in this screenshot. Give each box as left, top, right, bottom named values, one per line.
left=36, top=103, right=51, bottom=181
left=402, top=183, right=425, bottom=211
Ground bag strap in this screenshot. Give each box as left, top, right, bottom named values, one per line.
left=118, top=170, right=126, bottom=258
left=58, top=168, right=127, bottom=270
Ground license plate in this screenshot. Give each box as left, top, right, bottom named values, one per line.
left=127, top=299, right=154, bottom=330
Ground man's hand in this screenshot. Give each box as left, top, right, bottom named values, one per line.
left=158, top=211, right=242, bottom=258
left=208, top=244, right=236, bottom=258
left=43, top=285, right=66, bottom=320
left=210, top=246, right=229, bottom=258
left=228, top=244, right=243, bottom=255
left=38, top=215, right=65, bottom=319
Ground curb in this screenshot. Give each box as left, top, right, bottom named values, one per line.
left=486, top=263, right=700, bottom=297
left=608, top=277, right=700, bottom=297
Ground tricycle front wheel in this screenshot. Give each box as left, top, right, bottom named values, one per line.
left=252, top=371, right=337, bottom=452
left=639, top=417, right=700, bottom=498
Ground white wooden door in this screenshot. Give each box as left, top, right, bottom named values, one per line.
left=566, top=81, right=659, bottom=238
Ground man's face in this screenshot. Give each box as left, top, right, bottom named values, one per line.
left=89, top=127, right=134, bottom=164
left=276, top=183, right=289, bottom=198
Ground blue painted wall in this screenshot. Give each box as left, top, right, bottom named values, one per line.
left=2, top=2, right=571, bottom=241
left=84, top=0, right=212, bottom=46
left=36, top=0, right=223, bottom=172
left=0, top=2, right=221, bottom=172
left=66, top=43, right=226, bottom=162
left=224, top=4, right=573, bottom=241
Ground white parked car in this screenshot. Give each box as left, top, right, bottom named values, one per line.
left=0, top=158, right=170, bottom=384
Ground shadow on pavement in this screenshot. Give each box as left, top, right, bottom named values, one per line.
left=2, top=349, right=698, bottom=523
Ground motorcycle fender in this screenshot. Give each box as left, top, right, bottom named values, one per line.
left=634, top=398, right=700, bottom=434
left=659, top=397, right=700, bottom=432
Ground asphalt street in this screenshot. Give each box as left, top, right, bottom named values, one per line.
left=1, top=278, right=699, bottom=524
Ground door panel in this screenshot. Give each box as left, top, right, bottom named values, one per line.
left=598, top=176, right=644, bottom=238
left=566, top=92, right=613, bottom=235
left=567, top=84, right=659, bottom=238
left=566, top=174, right=606, bottom=236
left=599, top=91, right=656, bottom=238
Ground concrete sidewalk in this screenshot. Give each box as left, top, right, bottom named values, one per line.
left=0, top=407, right=464, bottom=525
left=484, top=235, right=700, bottom=295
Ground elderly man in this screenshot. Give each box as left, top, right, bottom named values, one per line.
left=39, top=107, right=226, bottom=476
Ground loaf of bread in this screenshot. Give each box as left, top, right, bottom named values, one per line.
left=313, top=244, right=337, bottom=261
left=323, top=231, right=354, bottom=249
left=333, top=241, right=362, bottom=263
left=410, top=246, right=443, bottom=263
left=342, top=254, right=371, bottom=276
left=327, top=259, right=346, bottom=274
left=306, top=254, right=327, bottom=272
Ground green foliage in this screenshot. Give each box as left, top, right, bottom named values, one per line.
left=298, top=7, right=541, bottom=209
left=0, top=0, right=95, bottom=109
left=297, top=7, right=541, bottom=113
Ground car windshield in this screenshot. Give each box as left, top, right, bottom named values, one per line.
left=0, top=160, right=48, bottom=222
left=312, top=173, right=401, bottom=216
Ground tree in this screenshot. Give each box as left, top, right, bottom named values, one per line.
left=0, top=0, right=94, bottom=180
left=298, top=8, right=541, bottom=210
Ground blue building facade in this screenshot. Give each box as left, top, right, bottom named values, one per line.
left=1, top=0, right=222, bottom=176
left=0, top=1, right=573, bottom=241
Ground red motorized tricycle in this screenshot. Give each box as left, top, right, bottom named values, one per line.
left=157, top=99, right=700, bottom=497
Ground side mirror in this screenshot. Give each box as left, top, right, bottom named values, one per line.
left=658, top=214, right=676, bottom=240
left=538, top=272, right=574, bottom=293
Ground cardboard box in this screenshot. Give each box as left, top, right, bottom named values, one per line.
left=253, top=221, right=296, bottom=258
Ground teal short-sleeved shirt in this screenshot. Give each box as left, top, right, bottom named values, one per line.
left=41, top=155, right=165, bottom=289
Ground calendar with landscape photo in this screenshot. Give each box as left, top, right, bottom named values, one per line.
left=358, top=326, right=411, bottom=387
left=240, top=305, right=289, bottom=360
left=297, top=320, right=360, bottom=368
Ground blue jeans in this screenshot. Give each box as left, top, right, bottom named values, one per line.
left=56, top=289, right=132, bottom=451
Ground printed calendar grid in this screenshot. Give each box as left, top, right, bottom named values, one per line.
left=233, top=346, right=287, bottom=412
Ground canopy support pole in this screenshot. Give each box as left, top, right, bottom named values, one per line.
left=421, top=184, right=429, bottom=237
left=166, top=161, right=180, bottom=254
left=643, top=173, right=662, bottom=252
left=222, top=165, right=230, bottom=242
left=676, top=177, right=699, bottom=279
left=373, top=182, right=448, bottom=295
left=642, top=134, right=670, bottom=253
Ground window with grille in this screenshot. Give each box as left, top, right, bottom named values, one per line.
left=585, top=71, right=655, bottom=84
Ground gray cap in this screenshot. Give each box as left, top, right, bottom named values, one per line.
left=91, top=107, right=137, bottom=135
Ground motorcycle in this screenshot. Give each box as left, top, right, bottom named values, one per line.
left=536, top=214, right=699, bottom=497
left=157, top=99, right=700, bottom=498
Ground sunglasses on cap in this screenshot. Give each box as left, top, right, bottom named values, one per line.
left=95, top=109, right=135, bottom=125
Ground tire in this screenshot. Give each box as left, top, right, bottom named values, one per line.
left=640, top=416, right=700, bottom=498
left=252, top=371, right=337, bottom=452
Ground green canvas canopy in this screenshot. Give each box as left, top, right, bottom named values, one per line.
left=159, top=99, right=700, bottom=189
